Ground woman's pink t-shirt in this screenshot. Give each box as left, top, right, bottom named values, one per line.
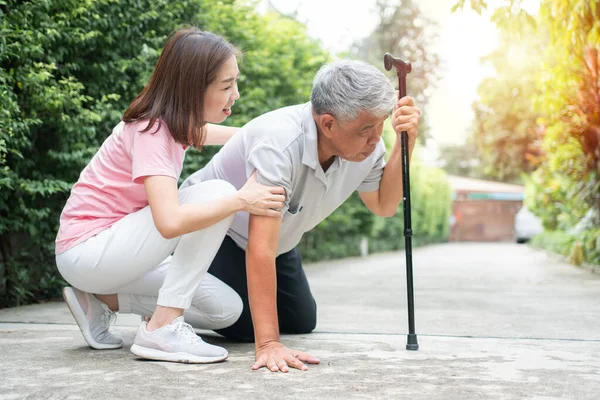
left=55, top=120, right=187, bottom=254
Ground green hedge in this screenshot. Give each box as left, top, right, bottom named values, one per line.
left=0, top=0, right=451, bottom=308
left=0, top=0, right=329, bottom=307
left=530, top=229, right=600, bottom=266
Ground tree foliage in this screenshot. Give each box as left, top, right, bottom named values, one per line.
left=455, top=0, right=600, bottom=264
left=351, top=0, right=440, bottom=105
left=471, top=27, right=544, bottom=182
left=0, top=0, right=453, bottom=307
left=436, top=140, right=486, bottom=179
left=0, top=0, right=330, bottom=307
left=350, top=0, right=441, bottom=144
left=529, top=0, right=600, bottom=230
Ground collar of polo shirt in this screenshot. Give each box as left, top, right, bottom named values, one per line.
left=300, top=103, right=341, bottom=175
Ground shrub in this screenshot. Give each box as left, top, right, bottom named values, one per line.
left=530, top=229, right=600, bottom=266
left=0, top=0, right=329, bottom=307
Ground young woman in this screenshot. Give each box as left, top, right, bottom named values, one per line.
left=55, top=27, right=285, bottom=364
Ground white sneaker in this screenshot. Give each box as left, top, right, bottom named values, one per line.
left=62, top=286, right=123, bottom=350
left=130, top=316, right=228, bottom=364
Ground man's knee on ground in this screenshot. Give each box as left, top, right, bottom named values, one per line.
left=216, top=321, right=255, bottom=343
left=291, top=314, right=317, bottom=334
left=281, top=304, right=317, bottom=334
left=232, top=331, right=255, bottom=343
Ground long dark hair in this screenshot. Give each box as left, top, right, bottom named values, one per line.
left=123, top=27, right=238, bottom=149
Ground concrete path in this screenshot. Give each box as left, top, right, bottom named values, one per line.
left=1, top=243, right=599, bottom=399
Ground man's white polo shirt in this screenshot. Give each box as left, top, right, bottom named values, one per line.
left=181, top=102, right=386, bottom=256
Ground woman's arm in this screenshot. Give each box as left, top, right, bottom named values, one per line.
left=144, top=173, right=285, bottom=239
left=203, top=123, right=240, bottom=146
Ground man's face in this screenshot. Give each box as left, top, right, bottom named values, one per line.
left=330, top=112, right=388, bottom=162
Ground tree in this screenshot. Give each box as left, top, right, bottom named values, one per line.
left=0, top=0, right=329, bottom=307
left=350, top=0, right=441, bottom=143
left=182, top=7, right=330, bottom=177
left=0, top=0, right=454, bottom=307
left=436, top=140, right=486, bottom=179
left=522, top=0, right=599, bottom=228
left=470, top=28, right=544, bottom=182
left=454, top=0, right=600, bottom=229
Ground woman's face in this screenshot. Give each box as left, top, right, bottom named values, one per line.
left=204, top=55, right=240, bottom=123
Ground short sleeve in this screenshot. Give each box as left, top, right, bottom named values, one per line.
left=131, top=123, right=178, bottom=184
left=357, top=139, right=387, bottom=192
left=247, top=142, right=294, bottom=212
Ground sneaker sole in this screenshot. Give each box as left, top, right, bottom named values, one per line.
left=62, top=287, right=123, bottom=350
left=130, top=344, right=228, bottom=364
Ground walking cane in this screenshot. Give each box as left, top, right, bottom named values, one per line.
left=384, top=53, right=419, bottom=351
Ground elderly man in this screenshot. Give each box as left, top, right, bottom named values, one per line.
left=181, top=60, right=420, bottom=372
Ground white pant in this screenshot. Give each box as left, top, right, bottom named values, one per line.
left=56, top=180, right=243, bottom=330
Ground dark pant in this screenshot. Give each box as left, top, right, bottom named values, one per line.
left=207, top=236, right=317, bottom=342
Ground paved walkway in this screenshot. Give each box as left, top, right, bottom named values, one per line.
left=1, top=243, right=599, bottom=399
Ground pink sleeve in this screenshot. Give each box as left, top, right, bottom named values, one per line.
left=131, top=123, right=178, bottom=184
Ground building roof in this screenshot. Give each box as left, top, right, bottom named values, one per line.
left=448, top=175, right=524, bottom=194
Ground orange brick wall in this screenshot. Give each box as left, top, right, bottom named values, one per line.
left=450, top=200, right=523, bottom=242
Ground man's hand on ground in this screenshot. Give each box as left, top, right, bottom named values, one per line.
left=252, top=341, right=320, bottom=372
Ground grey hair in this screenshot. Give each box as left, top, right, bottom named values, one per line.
left=310, top=60, right=396, bottom=121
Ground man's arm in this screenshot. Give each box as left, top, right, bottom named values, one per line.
left=246, top=214, right=320, bottom=372
left=359, top=96, right=420, bottom=217
left=246, top=214, right=281, bottom=347
left=204, top=123, right=240, bottom=145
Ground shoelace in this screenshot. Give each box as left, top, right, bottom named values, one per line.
left=100, top=303, right=117, bottom=328
left=172, top=320, right=202, bottom=344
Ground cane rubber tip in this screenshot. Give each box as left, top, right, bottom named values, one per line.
left=406, top=334, right=419, bottom=351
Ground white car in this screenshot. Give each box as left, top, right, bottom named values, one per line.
left=514, top=205, right=544, bottom=243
